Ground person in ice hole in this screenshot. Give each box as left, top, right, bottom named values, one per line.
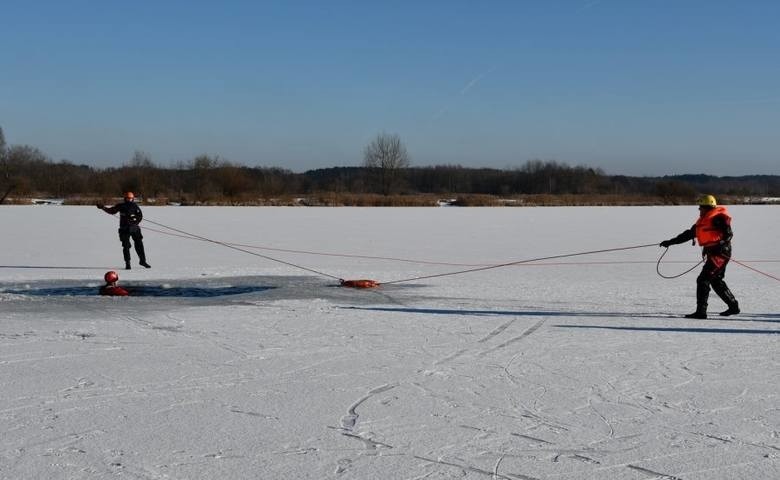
left=99, top=270, right=129, bottom=296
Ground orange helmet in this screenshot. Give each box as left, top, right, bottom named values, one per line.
left=104, top=271, right=119, bottom=283
left=124, top=191, right=135, bottom=200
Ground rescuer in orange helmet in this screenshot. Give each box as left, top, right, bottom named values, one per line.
left=97, top=191, right=151, bottom=270
left=659, top=194, right=740, bottom=319
left=99, top=270, right=129, bottom=296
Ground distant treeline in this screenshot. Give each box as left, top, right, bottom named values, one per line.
left=1, top=144, right=779, bottom=206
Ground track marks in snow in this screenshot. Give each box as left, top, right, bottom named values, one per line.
left=478, top=319, right=546, bottom=358
left=2, top=372, right=263, bottom=418
left=414, top=454, right=540, bottom=480
left=627, top=463, right=684, bottom=479
left=511, top=432, right=553, bottom=444
left=123, top=312, right=258, bottom=360
left=0, top=349, right=115, bottom=366
left=339, top=383, right=398, bottom=434
left=550, top=451, right=602, bottom=465
left=477, top=319, right=516, bottom=343
left=333, top=384, right=397, bottom=474
left=432, top=348, right=467, bottom=366
left=673, top=362, right=704, bottom=389
left=432, top=317, right=546, bottom=369
left=228, top=406, right=279, bottom=420
left=586, top=389, right=616, bottom=442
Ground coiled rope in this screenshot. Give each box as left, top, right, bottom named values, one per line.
left=655, top=247, right=703, bottom=279
left=655, top=247, right=780, bottom=282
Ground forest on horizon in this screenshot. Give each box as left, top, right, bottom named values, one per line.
left=1, top=128, right=779, bottom=206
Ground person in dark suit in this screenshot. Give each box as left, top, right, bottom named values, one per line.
left=98, top=191, right=151, bottom=270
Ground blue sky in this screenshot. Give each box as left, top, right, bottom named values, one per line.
left=1, top=0, right=778, bottom=176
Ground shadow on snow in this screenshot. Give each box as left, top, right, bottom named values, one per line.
left=0, top=265, right=113, bottom=270
left=556, top=325, right=779, bottom=335
left=340, top=306, right=780, bottom=327
left=2, top=285, right=274, bottom=298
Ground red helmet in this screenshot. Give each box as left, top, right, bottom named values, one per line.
left=104, top=271, right=119, bottom=283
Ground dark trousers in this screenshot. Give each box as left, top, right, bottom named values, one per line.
left=119, top=226, right=146, bottom=264
left=696, top=252, right=738, bottom=312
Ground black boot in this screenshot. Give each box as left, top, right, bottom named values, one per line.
left=712, top=280, right=739, bottom=316
left=687, top=277, right=710, bottom=319
left=123, top=248, right=132, bottom=270
left=135, top=241, right=149, bottom=268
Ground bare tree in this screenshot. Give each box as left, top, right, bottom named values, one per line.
left=189, top=154, right=221, bottom=201
left=128, top=150, right=154, bottom=168
left=363, top=132, right=410, bottom=195
left=0, top=126, right=10, bottom=203
left=0, top=126, right=6, bottom=161
left=123, top=150, right=160, bottom=198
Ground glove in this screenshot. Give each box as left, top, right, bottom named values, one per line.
left=96, top=202, right=104, bottom=209
left=659, top=240, right=671, bottom=248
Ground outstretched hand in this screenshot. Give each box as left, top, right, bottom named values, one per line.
left=659, top=240, right=671, bottom=248
left=96, top=203, right=104, bottom=209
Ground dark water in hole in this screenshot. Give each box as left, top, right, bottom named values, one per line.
left=0, top=275, right=424, bottom=314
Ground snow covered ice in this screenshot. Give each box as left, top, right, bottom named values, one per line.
left=1, top=205, right=778, bottom=479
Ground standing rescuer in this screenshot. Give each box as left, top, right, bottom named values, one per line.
left=659, top=194, right=740, bottom=319
left=97, top=191, right=151, bottom=270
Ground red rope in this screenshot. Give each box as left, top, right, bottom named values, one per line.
left=381, top=243, right=660, bottom=285
left=141, top=218, right=780, bottom=285
left=145, top=225, right=780, bottom=273
left=142, top=219, right=343, bottom=281
left=732, top=259, right=780, bottom=282
left=143, top=226, right=482, bottom=266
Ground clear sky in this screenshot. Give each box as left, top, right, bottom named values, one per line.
left=1, top=0, right=778, bottom=176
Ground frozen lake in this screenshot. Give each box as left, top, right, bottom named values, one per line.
left=1, top=205, right=778, bottom=479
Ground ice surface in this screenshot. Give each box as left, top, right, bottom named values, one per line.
left=1, top=205, right=778, bottom=479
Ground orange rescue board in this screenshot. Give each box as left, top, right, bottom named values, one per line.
left=340, top=279, right=380, bottom=289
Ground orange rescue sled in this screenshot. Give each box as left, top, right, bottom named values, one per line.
left=340, top=279, right=380, bottom=289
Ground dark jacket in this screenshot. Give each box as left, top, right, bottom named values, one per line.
left=101, top=201, right=143, bottom=228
